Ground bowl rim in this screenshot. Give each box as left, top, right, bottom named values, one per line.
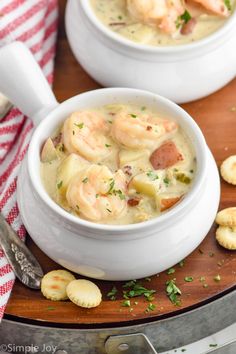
left=28, top=87, right=207, bottom=233
left=80, top=0, right=236, bottom=54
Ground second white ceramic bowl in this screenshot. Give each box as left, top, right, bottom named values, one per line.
left=66, top=0, right=236, bottom=104
left=0, top=42, right=220, bottom=280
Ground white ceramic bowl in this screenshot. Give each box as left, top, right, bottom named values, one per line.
left=65, top=0, right=236, bottom=104
left=0, top=42, right=220, bottom=280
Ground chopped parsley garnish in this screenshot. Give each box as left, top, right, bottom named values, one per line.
left=147, top=171, right=159, bottom=180
left=118, top=15, right=123, bottom=20
left=141, top=106, right=146, bottom=111
left=224, top=0, right=231, bottom=10
left=57, top=181, right=63, bottom=189
left=76, top=205, right=80, bottom=210
left=190, top=169, right=194, bottom=173
left=106, top=208, right=112, bottom=213
left=199, top=276, right=205, bottom=283
left=166, top=279, right=181, bottom=306
left=163, top=177, right=170, bottom=185
left=176, top=10, right=192, bottom=28
left=46, top=306, right=56, bottom=311
left=82, top=177, right=88, bottom=183
left=108, top=179, right=115, bottom=193
left=123, top=280, right=137, bottom=288
left=213, top=274, right=221, bottom=282
left=184, top=276, right=194, bottom=282
left=181, top=10, right=192, bottom=23
left=108, top=120, right=113, bottom=124
left=145, top=303, right=156, bottom=312
left=122, top=280, right=156, bottom=302
left=167, top=268, right=175, bottom=275
left=95, top=194, right=99, bottom=198
left=179, top=260, right=185, bottom=267
left=175, top=18, right=182, bottom=29
left=74, top=122, right=84, bottom=129
left=209, top=344, right=218, bottom=348
left=145, top=293, right=155, bottom=302
left=116, top=189, right=126, bottom=200
left=72, top=130, right=75, bottom=135
left=130, top=113, right=137, bottom=118
left=105, top=144, right=111, bottom=148
left=122, top=300, right=131, bottom=307
left=107, top=286, right=118, bottom=301
left=107, top=180, right=125, bottom=200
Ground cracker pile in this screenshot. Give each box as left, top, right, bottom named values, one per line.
left=220, top=155, right=236, bottom=185
left=41, top=270, right=76, bottom=301
left=41, top=270, right=102, bottom=308
left=216, top=155, right=236, bottom=250
left=215, top=208, right=236, bottom=250
left=67, top=279, right=102, bottom=308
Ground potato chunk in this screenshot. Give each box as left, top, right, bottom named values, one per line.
left=104, top=104, right=125, bottom=113
left=129, top=171, right=164, bottom=197
left=57, top=153, right=89, bottom=195
left=119, top=149, right=150, bottom=166
left=41, top=138, right=58, bottom=163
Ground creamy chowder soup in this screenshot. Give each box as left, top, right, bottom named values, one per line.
left=90, top=0, right=235, bottom=46
left=40, top=104, right=196, bottom=225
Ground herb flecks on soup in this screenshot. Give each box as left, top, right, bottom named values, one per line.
left=90, top=0, right=234, bottom=46
left=40, top=104, right=196, bottom=225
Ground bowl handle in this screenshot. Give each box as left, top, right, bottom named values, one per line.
left=0, top=41, right=59, bottom=126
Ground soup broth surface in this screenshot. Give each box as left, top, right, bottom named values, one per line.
left=90, top=0, right=234, bottom=46
left=41, top=104, right=196, bottom=225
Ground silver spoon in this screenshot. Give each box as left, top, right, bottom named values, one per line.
left=0, top=213, right=44, bottom=289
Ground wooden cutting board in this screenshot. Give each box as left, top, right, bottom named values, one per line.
left=4, top=0, right=236, bottom=327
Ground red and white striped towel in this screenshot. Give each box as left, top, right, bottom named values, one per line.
left=0, top=0, right=58, bottom=320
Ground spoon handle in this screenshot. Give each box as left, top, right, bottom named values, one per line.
left=0, top=213, right=43, bottom=289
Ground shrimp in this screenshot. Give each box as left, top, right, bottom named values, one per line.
left=127, top=0, right=168, bottom=23
left=159, top=0, right=186, bottom=33
left=62, top=111, right=111, bottom=163
left=191, top=0, right=229, bottom=16
left=127, top=0, right=185, bottom=34
left=111, top=112, right=178, bottom=149
left=66, top=165, right=127, bottom=222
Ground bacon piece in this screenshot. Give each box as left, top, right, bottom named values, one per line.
left=128, top=198, right=140, bottom=207
left=150, top=141, right=183, bottom=170
left=123, top=165, right=132, bottom=177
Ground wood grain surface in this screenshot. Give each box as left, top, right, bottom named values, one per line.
left=4, top=0, right=236, bottom=327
